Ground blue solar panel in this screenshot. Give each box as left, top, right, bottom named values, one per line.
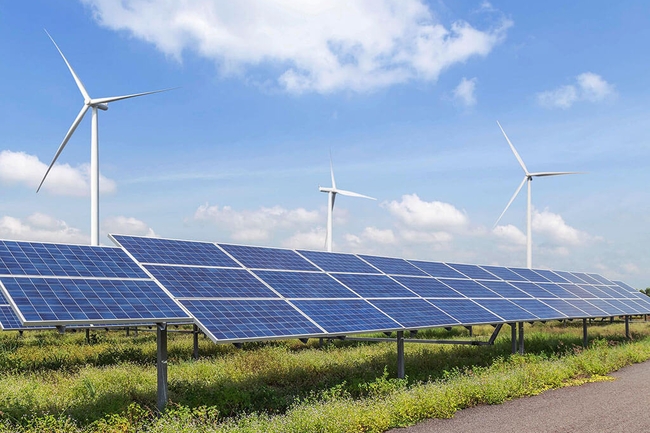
left=608, top=284, right=634, bottom=297
left=588, top=273, right=615, bottom=285
left=537, top=283, right=578, bottom=298
left=426, top=299, right=502, bottom=324
left=508, top=268, right=550, bottom=283
left=571, top=272, right=601, bottom=285
left=579, top=285, right=612, bottom=299
left=330, top=274, right=417, bottom=298
left=559, top=283, right=594, bottom=298
left=440, top=279, right=501, bottom=298
left=510, top=299, right=566, bottom=320
left=532, top=269, right=569, bottom=283
left=1, top=277, right=189, bottom=325
left=145, top=265, right=279, bottom=298
left=605, top=299, right=638, bottom=315
left=590, top=285, right=620, bottom=298
left=253, top=271, right=358, bottom=298
left=407, top=260, right=466, bottom=278
left=392, top=276, right=463, bottom=298
left=297, top=250, right=380, bottom=274
left=358, top=255, right=428, bottom=276
left=542, top=299, right=588, bottom=318
left=567, top=300, right=608, bottom=317
left=479, top=265, right=524, bottom=281
left=589, top=299, right=624, bottom=316
left=629, top=297, right=650, bottom=312
left=479, top=280, right=531, bottom=298
left=0, top=305, right=23, bottom=330
left=613, top=281, right=638, bottom=294
left=509, top=282, right=557, bottom=298
left=219, top=244, right=318, bottom=271
left=292, top=299, right=402, bottom=333
left=446, top=263, right=498, bottom=280
left=553, top=271, right=587, bottom=284
left=368, top=299, right=459, bottom=328
left=180, top=299, right=324, bottom=341
left=0, top=240, right=147, bottom=278
left=112, top=235, right=239, bottom=268
left=618, top=300, right=646, bottom=314
left=473, top=299, right=538, bottom=321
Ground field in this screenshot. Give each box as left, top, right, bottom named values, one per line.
left=1, top=319, right=650, bottom=432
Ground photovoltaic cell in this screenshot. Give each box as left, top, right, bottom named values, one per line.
left=446, top=263, right=498, bottom=280
left=588, top=273, right=615, bottom=285
left=542, top=299, right=588, bottom=318
left=607, top=284, right=634, bottom=297
left=440, top=279, right=501, bottom=298
left=591, top=285, right=620, bottom=298
left=618, top=300, right=646, bottom=314
left=291, top=299, right=401, bottom=333
left=252, top=271, right=358, bottom=298
left=473, top=299, right=538, bottom=321
left=331, top=274, right=417, bottom=298
left=509, top=282, right=556, bottom=299
left=536, top=283, right=578, bottom=298
left=112, top=235, right=239, bottom=268
left=180, top=299, right=323, bottom=341
left=145, top=265, right=279, bottom=298
left=479, top=281, right=531, bottom=298
left=605, top=299, right=638, bottom=315
left=408, top=261, right=466, bottom=279
left=579, top=285, right=612, bottom=299
left=532, top=269, right=569, bottom=283
left=392, top=276, right=463, bottom=298
left=479, top=265, right=524, bottom=281
left=297, top=250, right=380, bottom=274
left=566, top=299, right=608, bottom=317
left=0, top=305, right=22, bottom=330
left=589, top=299, right=624, bottom=316
left=571, top=272, right=601, bottom=285
left=559, top=283, right=593, bottom=298
left=358, top=255, right=428, bottom=276
left=368, top=299, right=459, bottom=328
left=613, top=281, right=637, bottom=294
left=510, top=299, right=566, bottom=320
left=426, top=299, right=502, bottom=324
left=508, top=268, right=550, bottom=283
left=219, top=244, right=318, bottom=271
left=553, top=271, right=587, bottom=284
left=1, top=277, right=189, bottom=325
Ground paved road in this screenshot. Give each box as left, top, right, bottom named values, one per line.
left=389, top=360, right=650, bottom=432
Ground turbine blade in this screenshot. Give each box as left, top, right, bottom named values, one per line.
left=494, top=177, right=527, bottom=228
left=334, top=189, right=376, bottom=200
left=329, top=151, right=336, bottom=190
left=45, top=29, right=91, bottom=101
left=530, top=171, right=585, bottom=177
left=497, top=121, right=529, bottom=175
left=91, top=88, right=177, bottom=105
left=37, top=104, right=90, bottom=192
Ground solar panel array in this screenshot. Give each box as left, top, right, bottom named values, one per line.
left=0, top=240, right=191, bottom=327
left=111, top=235, right=650, bottom=344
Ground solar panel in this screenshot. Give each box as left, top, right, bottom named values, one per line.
left=553, top=271, right=587, bottom=284
left=291, top=299, right=402, bottom=333
left=589, top=299, right=624, bottom=316
left=252, top=271, right=358, bottom=298
left=509, top=281, right=557, bottom=299
left=508, top=268, right=550, bottom=283
left=590, top=285, right=619, bottom=298
left=426, top=299, right=502, bottom=324
left=605, top=299, right=638, bottom=315
left=571, top=272, right=601, bottom=285
left=111, top=235, right=239, bottom=268
left=479, top=280, right=532, bottom=298
left=330, top=274, right=417, bottom=298
left=613, top=281, right=638, bottom=294
left=180, top=299, right=324, bottom=341
left=446, top=263, right=498, bottom=280
left=579, top=284, right=612, bottom=299
left=542, top=299, right=589, bottom=318
left=368, top=299, right=459, bottom=328
left=510, top=299, right=566, bottom=320
left=479, top=265, right=524, bottom=281
left=297, top=250, right=380, bottom=274
left=392, top=276, right=464, bottom=298
left=440, top=279, right=501, bottom=298
left=407, top=260, right=466, bottom=278
left=473, top=299, right=538, bottom=321
left=358, top=255, right=428, bottom=276
left=219, top=244, right=318, bottom=271
left=588, top=273, right=615, bottom=285
left=559, top=283, right=594, bottom=298
left=0, top=305, right=23, bottom=330
left=536, top=283, right=578, bottom=298
left=566, top=300, right=608, bottom=317
left=145, top=265, right=279, bottom=298
left=532, top=269, right=569, bottom=283
left=618, top=300, right=646, bottom=315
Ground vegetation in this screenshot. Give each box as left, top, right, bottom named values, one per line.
left=0, top=320, right=649, bottom=432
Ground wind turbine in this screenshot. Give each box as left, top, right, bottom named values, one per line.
left=37, top=30, right=173, bottom=246
left=319, top=155, right=375, bottom=252
left=494, top=121, right=581, bottom=268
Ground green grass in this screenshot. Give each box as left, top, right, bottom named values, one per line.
left=0, top=320, right=649, bottom=432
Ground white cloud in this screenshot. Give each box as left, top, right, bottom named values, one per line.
left=0, top=213, right=87, bottom=244
left=102, top=216, right=156, bottom=237
left=537, top=72, right=615, bottom=109
left=532, top=209, right=592, bottom=246
left=492, top=224, right=526, bottom=246
left=194, top=203, right=321, bottom=242
left=0, top=150, right=116, bottom=196
left=453, top=77, right=477, bottom=107
left=282, top=227, right=326, bottom=250
left=383, top=194, right=469, bottom=230
left=81, top=0, right=511, bottom=93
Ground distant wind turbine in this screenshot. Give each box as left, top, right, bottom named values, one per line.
left=494, top=121, right=582, bottom=268
left=319, top=155, right=375, bottom=252
left=37, top=30, right=174, bottom=246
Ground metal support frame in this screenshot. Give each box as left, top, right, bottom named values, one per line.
left=518, top=322, right=524, bottom=354
left=465, top=325, right=473, bottom=337
left=396, top=331, right=405, bottom=379
left=511, top=323, right=517, bottom=354
left=192, top=324, right=199, bottom=360
left=582, top=318, right=588, bottom=347
left=156, top=323, right=168, bottom=412
left=625, top=316, right=630, bottom=339
left=85, top=328, right=90, bottom=344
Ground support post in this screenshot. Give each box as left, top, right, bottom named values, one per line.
left=625, top=316, right=630, bottom=339
left=156, top=323, right=168, bottom=412
left=396, top=331, right=405, bottom=379
left=85, top=328, right=90, bottom=344
left=582, top=318, right=588, bottom=347
left=192, top=324, right=199, bottom=360
left=126, top=327, right=130, bottom=337
left=466, top=326, right=473, bottom=337
left=510, top=323, right=517, bottom=354
left=518, top=322, right=525, bottom=355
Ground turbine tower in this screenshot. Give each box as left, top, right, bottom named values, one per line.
left=494, top=121, right=581, bottom=269
left=37, top=30, right=172, bottom=246
left=319, top=155, right=375, bottom=252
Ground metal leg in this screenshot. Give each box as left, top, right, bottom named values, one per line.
left=518, top=322, right=524, bottom=355
left=396, top=331, right=405, bottom=379
left=465, top=326, right=473, bottom=337
left=625, top=316, right=630, bottom=339
left=86, top=328, right=90, bottom=344
left=582, top=318, right=588, bottom=347
left=126, top=327, right=130, bottom=337
left=192, top=324, right=199, bottom=360
left=319, top=337, right=324, bottom=348
left=156, top=323, right=168, bottom=412
left=511, top=323, right=517, bottom=354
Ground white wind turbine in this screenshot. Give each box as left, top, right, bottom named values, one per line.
left=494, top=121, right=581, bottom=269
left=319, top=156, right=375, bottom=252
left=37, top=30, right=173, bottom=246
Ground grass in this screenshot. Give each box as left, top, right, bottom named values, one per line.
left=0, top=320, right=649, bottom=432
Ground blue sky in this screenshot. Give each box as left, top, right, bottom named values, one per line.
left=0, top=1, right=648, bottom=287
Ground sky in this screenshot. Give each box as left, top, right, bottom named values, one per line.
left=0, top=1, right=649, bottom=288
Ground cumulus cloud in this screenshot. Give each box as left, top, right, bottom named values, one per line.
left=492, top=224, right=526, bottom=246
left=81, top=0, right=511, bottom=93
left=453, top=77, right=477, bottom=107
left=102, top=216, right=156, bottom=237
left=383, top=194, right=469, bottom=230
left=0, top=213, right=87, bottom=244
left=537, top=72, right=615, bottom=109
left=194, top=203, right=321, bottom=242
left=282, top=227, right=327, bottom=250
left=0, top=150, right=116, bottom=196
left=532, top=209, right=592, bottom=246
